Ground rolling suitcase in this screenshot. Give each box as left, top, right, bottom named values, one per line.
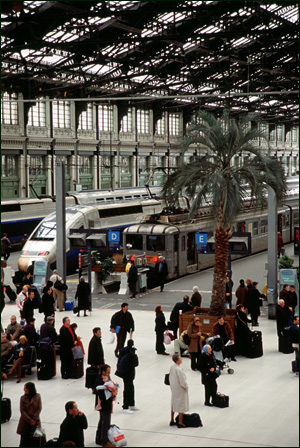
left=37, top=348, right=56, bottom=380
left=85, top=366, right=98, bottom=389
left=278, top=336, right=294, bottom=354
left=246, top=330, right=263, bottom=358
left=212, top=393, right=229, bottom=408
left=71, top=358, right=84, bottom=379
left=1, top=380, right=12, bottom=423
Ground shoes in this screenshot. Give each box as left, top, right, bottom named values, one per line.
left=161, top=352, right=169, bottom=356
left=295, top=372, right=299, bottom=377
left=177, top=423, right=186, bottom=428
left=169, top=421, right=177, bottom=426
left=205, top=402, right=213, bottom=407
left=129, top=406, right=140, bottom=411
left=84, top=314, right=88, bottom=317
left=231, top=357, right=237, bottom=362
left=122, top=409, right=134, bottom=414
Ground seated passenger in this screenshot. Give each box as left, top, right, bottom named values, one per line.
left=8, top=335, right=31, bottom=383
left=1, top=333, right=13, bottom=368
left=22, top=317, right=39, bottom=346
left=6, top=315, right=22, bottom=346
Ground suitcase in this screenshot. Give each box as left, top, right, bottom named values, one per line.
left=71, top=358, right=84, bottom=379
left=37, top=348, right=56, bottom=380
left=278, top=336, right=294, bottom=354
left=212, top=393, right=229, bottom=408
left=291, top=360, right=297, bottom=373
left=1, top=380, right=12, bottom=423
left=85, top=366, right=99, bottom=389
left=30, top=434, right=47, bottom=447
left=65, top=301, right=74, bottom=311
left=175, top=413, right=203, bottom=427
left=246, top=330, right=263, bottom=358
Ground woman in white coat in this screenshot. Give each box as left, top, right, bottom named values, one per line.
left=169, top=353, right=189, bottom=428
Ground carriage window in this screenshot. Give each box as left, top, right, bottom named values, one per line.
left=285, top=214, right=290, bottom=227
left=126, top=235, right=143, bottom=251
left=294, top=212, right=299, bottom=225
left=261, top=219, right=268, bottom=234
left=252, top=221, right=258, bottom=236
left=146, top=235, right=165, bottom=251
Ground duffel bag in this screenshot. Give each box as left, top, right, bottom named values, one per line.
left=175, top=413, right=203, bottom=427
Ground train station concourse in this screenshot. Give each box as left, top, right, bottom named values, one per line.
left=1, top=247, right=299, bottom=447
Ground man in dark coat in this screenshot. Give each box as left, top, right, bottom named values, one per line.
left=280, top=285, right=293, bottom=325
left=88, top=327, right=104, bottom=368
left=21, top=290, right=35, bottom=322
left=127, top=260, right=138, bottom=298
left=246, top=279, right=263, bottom=326
left=59, top=316, right=76, bottom=379
left=116, top=339, right=139, bottom=414
left=110, top=302, right=135, bottom=357
left=154, top=256, right=168, bottom=292
left=40, top=316, right=58, bottom=343
left=40, top=285, right=55, bottom=323
left=22, top=317, right=39, bottom=346
left=289, top=285, right=298, bottom=314
left=58, top=401, right=88, bottom=447
left=75, top=276, right=91, bottom=317
left=1, top=233, right=11, bottom=261
left=169, top=296, right=193, bottom=339
left=276, top=299, right=293, bottom=353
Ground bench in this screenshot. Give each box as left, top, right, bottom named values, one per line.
left=5, top=346, right=37, bottom=378
left=179, top=308, right=236, bottom=336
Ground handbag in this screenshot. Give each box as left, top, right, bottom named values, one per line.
left=164, top=373, right=170, bottom=385
left=73, top=306, right=79, bottom=314
left=107, top=331, right=115, bottom=344
left=163, top=332, right=171, bottom=345
left=54, top=279, right=68, bottom=291
left=71, top=345, right=84, bottom=360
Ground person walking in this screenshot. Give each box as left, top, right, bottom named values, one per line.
left=59, top=317, right=76, bottom=379
left=235, top=279, right=248, bottom=308
left=1, top=233, right=11, bottom=261
left=277, top=232, right=284, bottom=258
left=88, top=327, right=105, bottom=368
left=17, top=382, right=42, bottom=447
left=154, top=256, right=168, bottom=292
left=58, top=401, right=88, bottom=447
left=155, top=305, right=169, bottom=355
left=191, top=286, right=202, bottom=308
left=169, top=353, right=189, bottom=427
left=187, top=317, right=208, bottom=370
left=74, top=276, right=91, bottom=317
left=50, top=269, right=65, bottom=312
left=127, top=259, right=138, bottom=298
left=110, top=302, right=135, bottom=357
left=116, top=339, right=139, bottom=414
left=198, top=344, right=218, bottom=406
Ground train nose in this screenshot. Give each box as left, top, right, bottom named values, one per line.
left=18, top=257, right=30, bottom=272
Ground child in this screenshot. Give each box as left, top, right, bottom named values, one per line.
left=95, top=373, right=119, bottom=411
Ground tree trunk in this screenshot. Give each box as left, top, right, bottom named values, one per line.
left=210, top=225, right=230, bottom=315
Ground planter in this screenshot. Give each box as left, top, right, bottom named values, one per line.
left=92, top=265, right=126, bottom=273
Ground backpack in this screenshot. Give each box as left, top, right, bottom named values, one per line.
left=182, top=332, right=191, bottom=346
left=36, top=337, right=52, bottom=357
left=115, top=352, right=130, bottom=378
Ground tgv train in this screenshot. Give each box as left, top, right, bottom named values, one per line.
left=17, top=197, right=165, bottom=272
left=123, top=197, right=299, bottom=280
left=1, top=186, right=162, bottom=249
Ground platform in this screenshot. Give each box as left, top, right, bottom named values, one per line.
left=1, top=245, right=299, bottom=447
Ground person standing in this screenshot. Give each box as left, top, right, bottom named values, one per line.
left=59, top=317, right=76, bottom=379
left=286, top=315, right=299, bottom=376
left=276, top=299, right=293, bottom=353
left=169, top=296, right=193, bottom=339
left=289, top=285, right=298, bottom=314
left=225, top=276, right=234, bottom=309
left=198, top=344, right=218, bottom=407
left=17, top=285, right=29, bottom=320
left=187, top=317, right=208, bottom=370
left=1, top=233, right=11, bottom=261
left=21, top=290, right=36, bottom=323
left=95, top=364, right=113, bottom=445
left=20, top=272, right=33, bottom=289
left=235, top=279, right=248, bottom=308
left=191, top=286, right=202, bottom=308
left=235, top=304, right=252, bottom=356
left=40, top=316, right=58, bottom=343
left=75, top=276, right=91, bottom=317
left=50, top=269, right=64, bottom=312
left=116, top=339, right=139, bottom=414
left=127, top=260, right=138, bottom=298
left=58, top=401, right=88, bottom=447
left=40, top=285, right=55, bottom=323
left=88, top=327, right=104, bottom=368
left=169, top=354, right=189, bottom=427
left=22, top=317, right=39, bottom=346
left=277, top=232, right=284, bottom=258
left=17, top=382, right=42, bottom=447
left=246, top=278, right=261, bottom=326
left=280, top=284, right=293, bottom=324
left=154, top=306, right=169, bottom=355
left=154, top=256, right=168, bottom=292
left=110, top=303, right=135, bottom=357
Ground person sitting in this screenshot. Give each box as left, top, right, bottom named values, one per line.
left=8, top=335, right=31, bottom=383
left=22, top=317, right=39, bottom=346
left=169, top=296, right=193, bottom=339
left=174, top=330, right=189, bottom=355
left=212, top=316, right=236, bottom=361
left=1, top=333, right=13, bottom=368
left=235, top=304, right=252, bottom=356
left=5, top=315, right=22, bottom=346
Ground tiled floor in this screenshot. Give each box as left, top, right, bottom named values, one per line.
left=1, top=299, right=299, bottom=447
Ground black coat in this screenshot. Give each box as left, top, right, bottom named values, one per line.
left=154, top=261, right=168, bottom=278
left=12, top=342, right=31, bottom=362
left=276, top=305, right=291, bottom=337
left=21, top=299, right=35, bottom=322
left=22, top=324, right=39, bottom=346
left=96, top=376, right=113, bottom=412
left=88, top=335, right=104, bottom=366
left=111, top=310, right=135, bottom=333
left=247, top=285, right=262, bottom=316
left=191, top=292, right=202, bottom=308
left=170, top=301, right=193, bottom=326
left=75, top=281, right=91, bottom=310
left=40, top=292, right=55, bottom=317
left=155, top=310, right=167, bottom=333
left=128, top=264, right=138, bottom=284
left=40, top=322, right=58, bottom=343
left=289, top=291, right=298, bottom=311
left=59, top=325, right=75, bottom=354
left=198, top=352, right=217, bottom=385
left=58, top=413, right=88, bottom=447
left=118, top=346, right=139, bottom=381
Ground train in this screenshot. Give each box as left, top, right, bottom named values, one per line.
left=1, top=186, right=162, bottom=249
left=123, top=196, right=299, bottom=281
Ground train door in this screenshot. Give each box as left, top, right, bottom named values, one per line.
left=178, top=233, right=187, bottom=276
left=187, top=232, right=196, bottom=265
left=173, top=234, right=179, bottom=277
left=278, top=214, right=282, bottom=234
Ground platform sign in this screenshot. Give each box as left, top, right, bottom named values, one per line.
left=279, top=269, right=297, bottom=286
left=108, top=231, right=120, bottom=249
left=196, top=232, right=208, bottom=254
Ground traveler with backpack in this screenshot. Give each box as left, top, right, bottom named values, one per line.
left=115, top=339, right=139, bottom=414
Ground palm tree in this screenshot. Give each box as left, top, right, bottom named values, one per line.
left=162, top=111, right=286, bottom=315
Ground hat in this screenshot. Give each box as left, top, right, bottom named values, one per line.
left=47, top=316, right=54, bottom=322
left=193, top=317, right=200, bottom=324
